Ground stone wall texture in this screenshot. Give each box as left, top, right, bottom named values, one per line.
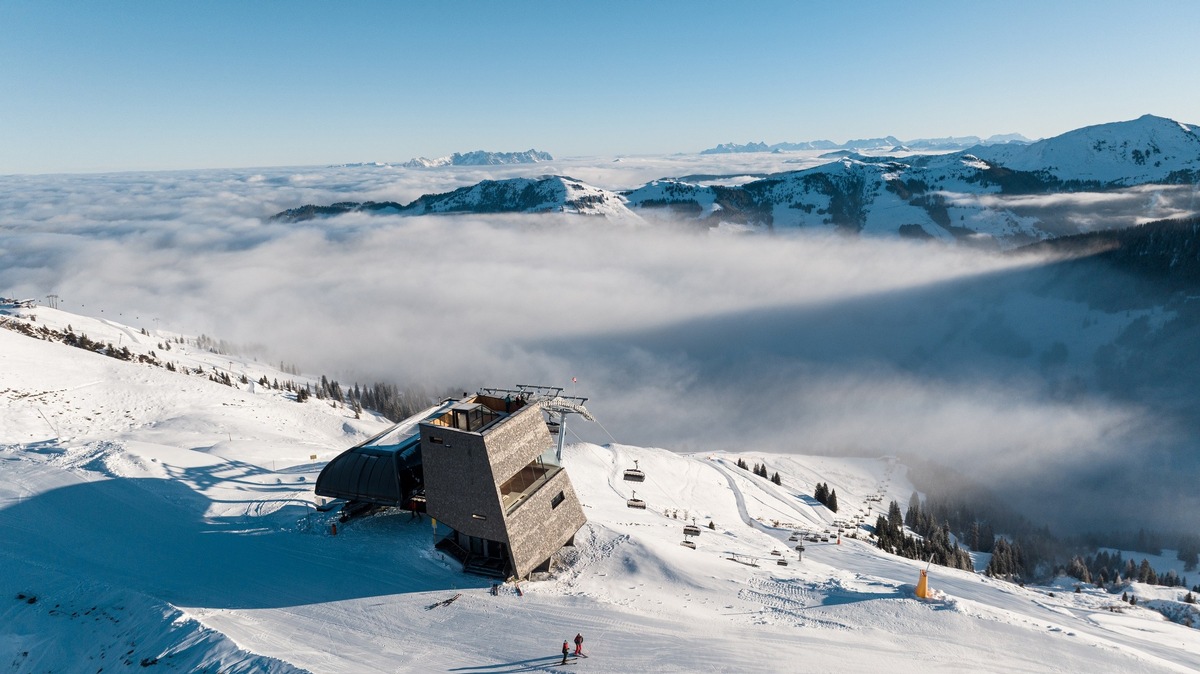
left=505, top=469, right=587, bottom=578
left=419, top=398, right=586, bottom=578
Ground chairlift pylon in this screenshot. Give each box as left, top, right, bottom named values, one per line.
left=622, top=459, right=645, bottom=482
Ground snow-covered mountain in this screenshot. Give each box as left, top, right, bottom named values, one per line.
left=972, top=114, right=1200, bottom=185
left=272, top=175, right=637, bottom=221
left=702, top=137, right=904, bottom=154
left=701, top=132, right=1031, bottom=155
left=631, top=115, right=1200, bottom=246
left=2, top=303, right=1199, bottom=673
left=402, top=149, right=553, bottom=168
left=277, top=116, right=1200, bottom=248
left=402, top=175, right=632, bottom=217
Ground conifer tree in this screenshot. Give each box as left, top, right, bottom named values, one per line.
left=887, top=500, right=903, bottom=531
left=905, top=491, right=921, bottom=529
left=1138, top=559, right=1153, bottom=583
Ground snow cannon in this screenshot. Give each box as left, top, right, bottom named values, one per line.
left=915, top=569, right=929, bottom=599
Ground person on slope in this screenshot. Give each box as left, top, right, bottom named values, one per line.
left=562, top=640, right=570, bottom=664
left=573, top=633, right=584, bottom=656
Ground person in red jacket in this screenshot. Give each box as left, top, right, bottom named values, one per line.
left=561, top=640, right=570, bottom=664
left=573, top=633, right=584, bottom=656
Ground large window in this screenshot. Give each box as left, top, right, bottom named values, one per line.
left=429, top=402, right=501, bottom=433
left=499, top=456, right=561, bottom=513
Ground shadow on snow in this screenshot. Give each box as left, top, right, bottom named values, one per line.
left=0, top=475, right=485, bottom=610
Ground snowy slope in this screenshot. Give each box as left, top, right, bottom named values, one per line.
left=2, top=305, right=1199, bottom=673
left=974, top=115, right=1200, bottom=185
left=403, top=175, right=637, bottom=218
left=272, top=175, right=639, bottom=222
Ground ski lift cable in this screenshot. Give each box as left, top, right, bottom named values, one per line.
left=564, top=423, right=619, bottom=470
left=591, top=416, right=622, bottom=445
left=579, top=422, right=692, bottom=512
left=563, top=424, right=663, bottom=510
left=563, top=422, right=689, bottom=513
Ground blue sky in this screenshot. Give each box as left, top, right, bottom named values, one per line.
left=2, top=0, right=1198, bottom=173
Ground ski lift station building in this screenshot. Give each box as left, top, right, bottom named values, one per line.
left=315, top=388, right=588, bottom=580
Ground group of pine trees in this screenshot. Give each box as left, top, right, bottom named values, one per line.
left=1062, top=550, right=1191, bottom=589
left=874, top=498, right=974, bottom=572
left=735, top=458, right=783, bottom=485
left=984, top=538, right=1027, bottom=580
left=901, top=456, right=1071, bottom=578
left=1080, top=531, right=1200, bottom=573
left=3, top=316, right=453, bottom=424
left=16, top=321, right=159, bottom=367
left=813, top=482, right=838, bottom=512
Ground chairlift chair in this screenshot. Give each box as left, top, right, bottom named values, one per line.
left=622, top=459, right=646, bottom=482
left=682, top=524, right=702, bottom=537
left=680, top=539, right=696, bottom=549
left=626, top=490, right=646, bottom=509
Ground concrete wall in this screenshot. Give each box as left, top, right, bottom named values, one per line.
left=504, top=469, right=587, bottom=579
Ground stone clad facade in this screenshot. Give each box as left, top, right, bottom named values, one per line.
left=419, top=394, right=586, bottom=579
left=504, top=468, right=586, bottom=578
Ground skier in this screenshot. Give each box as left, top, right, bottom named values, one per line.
left=573, top=633, right=584, bottom=656
left=561, top=640, right=570, bottom=664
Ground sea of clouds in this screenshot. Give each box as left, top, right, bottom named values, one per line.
left=2, top=158, right=1193, bottom=531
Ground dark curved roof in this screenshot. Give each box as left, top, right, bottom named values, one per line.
left=314, top=437, right=418, bottom=505
left=315, top=401, right=454, bottom=505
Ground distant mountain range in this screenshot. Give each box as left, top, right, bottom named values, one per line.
left=402, top=149, right=553, bottom=168
left=629, top=115, right=1200, bottom=245
left=280, top=115, right=1200, bottom=248
left=329, top=149, right=553, bottom=170
left=701, top=133, right=1031, bottom=154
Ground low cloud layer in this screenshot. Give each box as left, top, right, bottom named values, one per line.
left=945, top=183, right=1200, bottom=236
left=2, top=162, right=1192, bottom=531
